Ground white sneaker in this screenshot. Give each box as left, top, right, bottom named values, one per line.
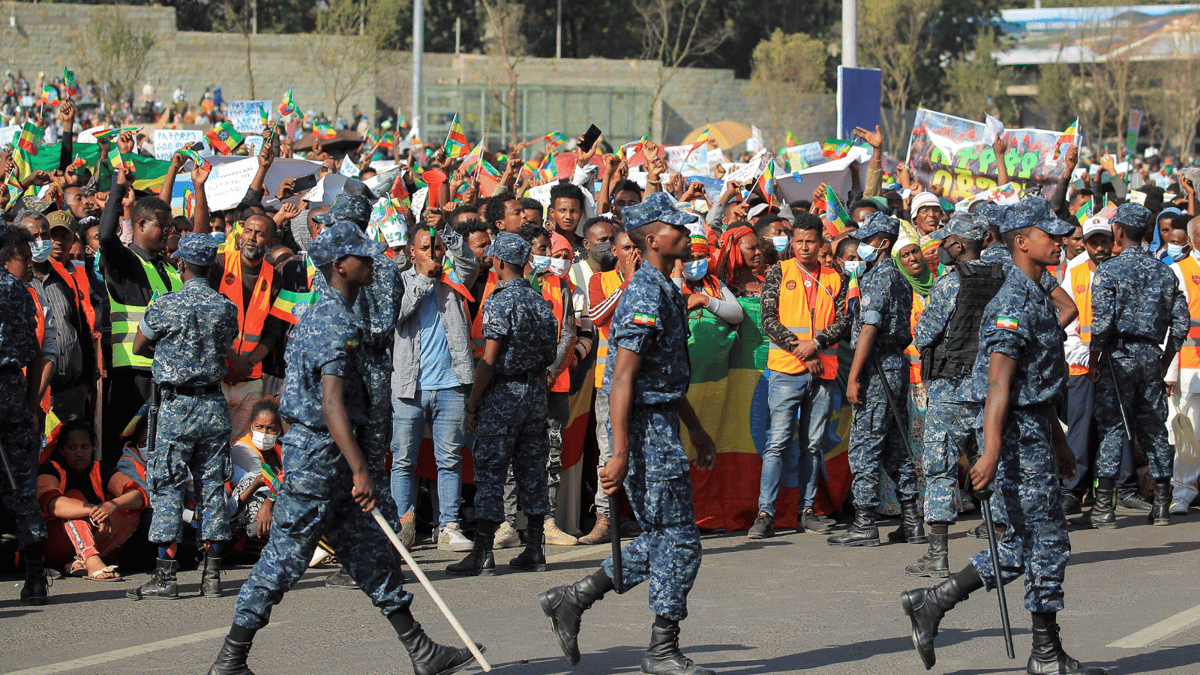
left=545, top=519, right=578, bottom=546
left=437, top=523, right=473, bottom=552
left=494, top=521, right=521, bottom=549
left=309, top=547, right=334, bottom=568
left=1170, top=498, right=1190, bottom=515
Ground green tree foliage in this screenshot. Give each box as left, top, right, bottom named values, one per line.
left=747, top=30, right=830, bottom=148
left=943, top=31, right=1016, bottom=125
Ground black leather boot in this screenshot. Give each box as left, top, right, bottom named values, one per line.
left=391, top=607, right=482, bottom=675
left=1087, top=478, right=1117, bottom=529
left=1027, top=612, right=1107, bottom=674
left=827, top=508, right=880, bottom=547
left=905, top=532, right=949, bottom=578
left=640, top=617, right=715, bottom=675
left=201, top=554, right=223, bottom=598
left=325, top=565, right=359, bottom=588
left=127, top=558, right=179, bottom=600
left=900, top=566, right=984, bottom=670
left=446, top=519, right=496, bottom=577
left=1149, top=479, right=1171, bottom=526
left=207, top=636, right=255, bottom=675
left=19, top=546, right=48, bottom=605
left=888, top=499, right=928, bottom=544
left=539, top=570, right=613, bottom=666
left=510, top=515, right=547, bottom=572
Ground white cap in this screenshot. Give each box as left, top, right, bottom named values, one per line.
left=747, top=202, right=770, bottom=220
left=1082, top=215, right=1112, bottom=240
left=910, top=191, right=942, bottom=215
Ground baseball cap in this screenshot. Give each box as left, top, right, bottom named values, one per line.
left=47, top=210, right=76, bottom=233
left=307, top=220, right=386, bottom=266
left=622, top=192, right=695, bottom=232
left=175, top=232, right=220, bottom=266
left=1081, top=215, right=1112, bottom=241
left=848, top=211, right=900, bottom=240
left=1115, top=202, right=1152, bottom=231
left=1000, top=198, right=1075, bottom=236
left=485, top=231, right=532, bottom=266
left=314, top=193, right=372, bottom=226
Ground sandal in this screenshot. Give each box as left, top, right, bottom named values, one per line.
left=64, top=556, right=87, bottom=578
left=84, top=565, right=122, bottom=582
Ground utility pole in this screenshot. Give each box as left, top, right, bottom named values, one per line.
left=842, top=0, right=857, bottom=68
left=412, top=0, right=423, bottom=137
left=555, top=0, right=562, bottom=59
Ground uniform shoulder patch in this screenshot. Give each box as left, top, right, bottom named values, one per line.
left=632, top=312, right=658, bottom=326
left=996, top=316, right=1019, bottom=330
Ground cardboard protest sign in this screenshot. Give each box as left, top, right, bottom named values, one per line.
left=724, top=149, right=774, bottom=184
left=204, top=157, right=260, bottom=211
left=340, top=155, right=360, bottom=177
left=226, top=100, right=273, bottom=135
left=664, top=145, right=709, bottom=176
left=368, top=198, right=408, bottom=247
left=776, top=155, right=869, bottom=204
left=1127, top=109, right=1143, bottom=156
left=207, top=156, right=321, bottom=201
left=783, top=142, right=825, bottom=171
left=153, top=130, right=205, bottom=161
left=905, top=108, right=1072, bottom=200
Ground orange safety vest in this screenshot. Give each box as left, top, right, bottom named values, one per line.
left=26, top=288, right=50, bottom=412
left=591, top=269, right=626, bottom=388
left=218, top=254, right=275, bottom=379
left=235, top=432, right=284, bottom=474
left=49, top=460, right=106, bottom=502
left=766, top=262, right=841, bottom=379
left=49, top=260, right=97, bottom=337
left=470, top=271, right=498, bottom=359
left=1048, top=263, right=1065, bottom=283
left=906, top=292, right=925, bottom=384
left=542, top=274, right=574, bottom=393
left=1068, top=260, right=1097, bottom=376
left=1176, top=255, right=1200, bottom=370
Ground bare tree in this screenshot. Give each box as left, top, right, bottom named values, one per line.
left=635, top=0, right=733, bottom=135
left=1032, top=62, right=1076, bottom=131
left=943, top=31, right=1016, bottom=125
left=859, top=0, right=944, bottom=154
left=73, top=7, right=156, bottom=113
left=216, top=0, right=256, bottom=98
left=1068, top=1, right=1143, bottom=155
left=479, top=0, right=526, bottom=146
left=747, top=30, right=829, bottom=148
left=1139, top=26, right=1200, bottom=158
left=313, top=0, right=379, bottom=120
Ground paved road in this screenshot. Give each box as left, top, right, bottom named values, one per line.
left=3, top=507, right=1198, bottom=675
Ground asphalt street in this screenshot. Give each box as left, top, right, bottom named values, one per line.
left=2, top=506, right=1198, bottom=675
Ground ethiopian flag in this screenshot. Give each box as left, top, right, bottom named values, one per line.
left=278, top=86, right=301, bottom=118
left=63, top=68, right=78, bottom=98
left=1054, top=118, right=1078, bottom=160
left=314, top=123, right=337, bottom=140
left=541, top=131, right=568, bottom=147
left=688, top=126, right=710, bottom=157
left=444, top=114, right=468, bottom=159
left=822, top=183, right=851, bottom=238
left=16, top=142, right=171, bottom=192
left=206, top=122, right=244, bottom=154
left=821, top=137, right=853, bottom=159
left=17, top=121, right=42, bottom=154
left=269, top=288, right=321, bottom=325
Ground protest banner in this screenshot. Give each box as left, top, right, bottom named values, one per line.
left=226, top=100, right=273, bottom=135
left=905, top=108, right=1072, bottom=201
left=776, top=155, right=869, bottom=204
left=203, top=157, right=260, bottom=211
left=837, top=66, right=882, bottom=140
left=152, top=129, right=204, bottom=161
left=783, top=142, right=825, bottom=171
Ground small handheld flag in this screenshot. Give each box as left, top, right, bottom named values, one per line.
left=39, top=85, right=60, bottom=107
left=688, top=126, right=710, bottom=157
left=1054, top=119, right=1078, bottom=160
left=314, top=123, right=337, bottom=140
left=63, top=69, right=78, bottom=98
left=444, top=114, right=468, bottom=159
left=17, top=120, right=42, bottom=155
left=823, top=184, right=851, bottom=237
left=206, top=121, right=244, bottom=154
left=541, top=131, right=568, bottom=147
left=278, top=86, right=301, bottom=119
left=258, top=105, right=270, bottom=130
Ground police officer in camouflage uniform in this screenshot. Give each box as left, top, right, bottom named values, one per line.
left=539, top=193, right=719, bottom=675
left=906, top=212, right=1008, bottom=579
left=829, top=211, right=923, bottom=547
left=314, top=194, right=406, bottom=588
left=448, top=232, right=557, bottom=577
left=208, top=222, right=477, bottom=675
left=129, top=233, right=238, bottom=601
left=0, top=226, right=49, bottom=605
left=903, top=199, right=1106, bottom=675
left=1088, top=202, right=1190, bottom=528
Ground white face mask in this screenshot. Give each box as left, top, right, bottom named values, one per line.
left=251, top=430, right=278, bottom=449
left=548, top=257, right=571, bottom=277
left=843, top=260, right=867, bottom=278
left=30, top=239, right=53, bottom=263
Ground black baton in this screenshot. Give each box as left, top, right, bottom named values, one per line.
left=872, top=355, right=915, bottom=461
left=608, top=494, right=622, bottom=593
left=1102, top=351, right=1133, bottom=441
left=978, top=487, right=1014, bottom=659
left=0, top=438, right=17, bottom=492
left=146, top=382, right=161, bottom=455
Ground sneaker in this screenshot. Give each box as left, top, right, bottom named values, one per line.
left=545, top=520, right=578, bottom=546
left=437, top=523, right=474, bottom=552
left=494, top=521, right=521, bottom=549
left=1170, top=498, right=1190, bottom=515
left=800, top=509, right=832, bottom=535
left=747, top=512, right=774, bottom=539
left=309, top=547, right=334, bottom=567
left=1061, top=492, right=1082, bottom=516
left=399, top=511, right=417, bottom=550
left=1119, top=495, right=1152, bottom=512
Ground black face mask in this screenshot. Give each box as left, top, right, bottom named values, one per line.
left=591, top=241, right=616, bottom=266
left=937, top=244, right=960, bottom=267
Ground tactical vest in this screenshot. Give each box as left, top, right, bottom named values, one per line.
left=922, top=261, right=1006, bottom=382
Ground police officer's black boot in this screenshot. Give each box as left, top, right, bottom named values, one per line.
left=888, top=498, right=929, bottom=544
left=905, top=531, right=949, bottom=578
left=539, top=568, right=614, bottom=666
left=19, top=544, right=48, bottom=605
left=1027, top=612, right=1107, bottom=675
left=1087, top=478, right=1117, bottom=530
left=128, top=558, right=179, bottom=600
left=827, top=508, right=880, bottom=546
left=208, top=626, right=257, bottom=675
left=641, top=615, right=716, bottom=675
left=446, top=519, right=496, bottom=576
left=900, top=565, right=984, bottom=669
left=1149, top=479, right=1171, bottom=526
left=510, top=515, right=547, bottom=572
left=201, top=553, right=223, bottom=598
left=390, top=606, right=482, bottom=675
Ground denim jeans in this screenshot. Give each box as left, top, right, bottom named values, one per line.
left=390, top=386, right=468, bottom=529
left=759, top=369, right=834, bottom=516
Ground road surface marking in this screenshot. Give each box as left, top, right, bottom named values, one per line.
left=1107, top=604, right=1200, bottom=648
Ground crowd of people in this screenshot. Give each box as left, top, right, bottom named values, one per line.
left=1, top=90, right=1198, bottom=675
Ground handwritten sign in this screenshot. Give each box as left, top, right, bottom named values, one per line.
left=204, top=157, right=259, bottom=211
left=153, top=130, right=204, bottom=161
left=226, top=100, right=273, bottom=135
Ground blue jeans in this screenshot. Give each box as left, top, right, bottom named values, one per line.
left=390, top=386, right=468, bottom=529
left=759, top=369, right=834, bottom=516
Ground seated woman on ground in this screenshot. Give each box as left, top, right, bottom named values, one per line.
left=36, top=421, right=147, bottom=581
left=228, top=398, right=285, bottom=545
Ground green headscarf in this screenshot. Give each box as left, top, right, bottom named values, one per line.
left=893, top=241, right=935, bottom=297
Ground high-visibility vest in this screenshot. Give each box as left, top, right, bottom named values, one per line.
left=1068, top=260, right=1096, bottom=376
left=470, top=271, right=498, bottom=358
left=591, top=269, right=625, bottom=388
left=765, top=262, right=840, bottom=378
left=906, top=292, right=925, bottom=384
left=26, top=287, right=49, bottom=412
left=542, top=274, right=574, bottom=393
left=219, top=254, right=275, bottom=380
left=49, top=260, right=97, bottom=337
left=108, top=255, right=181, bottom=369
left=1176, top=255, right=1200, bottom=370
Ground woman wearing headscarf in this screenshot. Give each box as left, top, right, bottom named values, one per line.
left=716, top=223, right=766, bottom=298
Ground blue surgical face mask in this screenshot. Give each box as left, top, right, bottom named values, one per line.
left=856, top=243, right=879, bottom=263
left=1167, top=243, right=1187, bottom=261
left=771, top=236, right=789, bottom=254
left=30, top=239, right=53, bottom=263
left=530, top=254, right=552, bottom=273
left=682, top=259, right=708, bottom=281
left=843, top=260, right=866, bottom=278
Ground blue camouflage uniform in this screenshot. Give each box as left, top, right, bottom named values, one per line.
left=967, top=200, right=1073, bottom=613
left=599, top=194, right=701, bottom=622
left=472, top=235, right=558, bottom=523
left=233, top=222, right=412, bottom=631
left=848, top=212, right=917, bottom=512
left=1090, top=203, right=1190, bottom=481
left=0, top=266, right=45, bottom=548
left=139, top=235, right=238, bottom=545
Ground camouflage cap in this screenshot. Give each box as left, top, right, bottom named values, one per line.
left=1001, top=197, right=1074, bottom=236
left=308, top=220, right=385, bottom=266
left=175, top=232, right=220, bottom=266
left=1115, top=202, right=1152, bottom=231
left=929, top=211, right=987, bottom=242
left=849, top=210, right=900, bottom=240
left=622, top=191, right=695, bottom=232
left=485, top=231, right=532, bottom=266
left=313, top=193, right=372, bottom=226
